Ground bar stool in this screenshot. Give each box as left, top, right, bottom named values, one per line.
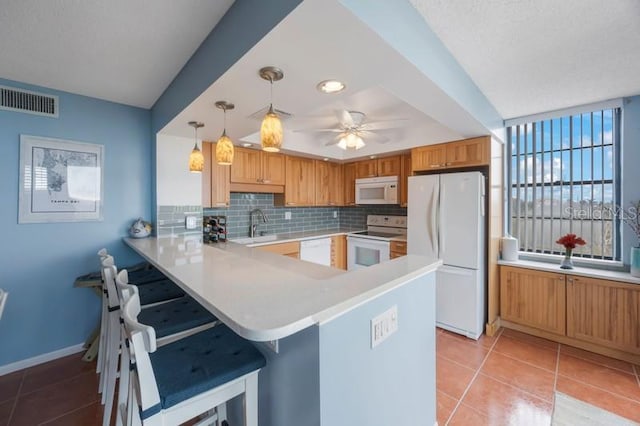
left=100, top=258, right=217, bottom=426
left=120, top=281, right=265, bottom=426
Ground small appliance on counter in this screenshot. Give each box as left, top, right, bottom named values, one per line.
left=203, top=215, right=227, bottom=243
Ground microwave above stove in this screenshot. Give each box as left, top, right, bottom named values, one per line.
left=355, top=176, right=398, bottom=205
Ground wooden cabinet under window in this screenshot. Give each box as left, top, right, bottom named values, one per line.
left=202, top=142, right=231, bottom=208
left=566, top=276, right=640, bottom=354
left=390, top=240, right=407, bottom=259
left=230, top=147, right=285, bottom=192
left=500, top=266, right=566, bottom=335
left=412, top=136, right=489, bottom=172
left=343, top=162, right=357, bottom=206
left=355, top=156, right=401, bottom=179
left=275, top=155, right=315, bottom=206
left=256, top=241, right=300, bottom=259
left=315, top=160, right=344, bottom=206
left=331, top=235, right=347, bottom=270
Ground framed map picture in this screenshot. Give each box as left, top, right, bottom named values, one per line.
left=18, top=135, right=104, bottom=223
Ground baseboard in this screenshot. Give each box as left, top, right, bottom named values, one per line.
left=0, top=343, right=85, bottom=376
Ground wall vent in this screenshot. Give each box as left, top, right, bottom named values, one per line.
left=0, top=85, right=59, bottom=118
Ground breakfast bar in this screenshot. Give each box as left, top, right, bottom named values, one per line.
left=124, top=236, right=441, bottom=426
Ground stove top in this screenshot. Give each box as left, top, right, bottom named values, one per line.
left=347, top=215, right=407, bottom=241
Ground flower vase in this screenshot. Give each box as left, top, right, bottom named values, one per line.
left=560, top=250, right=574, bottom=270
left=631, top=246, right=640, bottom=278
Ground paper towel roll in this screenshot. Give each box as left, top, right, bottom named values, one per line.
left=501, top=236, right=519, bottom=261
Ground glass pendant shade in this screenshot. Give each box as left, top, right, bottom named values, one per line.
left=337, top=133, right=365, bottom=150
left=189, top=143, right=204, bottom=172
left=261, top=105, right=283, bottom=152
left=216, top=132, right=234, bottom=165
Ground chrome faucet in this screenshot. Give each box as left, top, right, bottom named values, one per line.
left=249, top=208, right=268, bottom=238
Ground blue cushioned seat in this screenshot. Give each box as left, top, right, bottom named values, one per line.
left=149, top=325, right=266, bottom=411
left=137, top=279, right=185, bottom=305
left=138, top=296, right=217, bottom=338
left=128, top=267, right=169, bottom=286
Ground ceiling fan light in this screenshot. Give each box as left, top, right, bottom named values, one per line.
left=317, top=80, right=346, bottom=94
left=216, top=132, right=234, bottom=165
left=261, top=108, right=283, bottom=152
left=338, top=133, right=365, bottom=150
left=189, top=143, right=205, bottom=172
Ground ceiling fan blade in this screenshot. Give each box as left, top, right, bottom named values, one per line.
left=359, top=131, right=390, bottom=144
left=361, top=119, right=409, bottom=131
left=336, top=109, right=354, bottom=127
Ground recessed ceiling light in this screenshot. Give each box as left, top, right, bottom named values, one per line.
left=242, top=143, right=253, bottom=148
left=317, top=80, right=346, bottom=94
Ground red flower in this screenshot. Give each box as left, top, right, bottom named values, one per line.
left=556, top=233, right=587, bottom=250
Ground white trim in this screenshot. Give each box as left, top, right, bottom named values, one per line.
left=504, top=98, right=623, bottom=127
left=0, top=343, right=85, bottom=376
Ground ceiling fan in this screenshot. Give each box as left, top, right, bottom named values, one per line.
left=295, top=110, right=407, bottom=150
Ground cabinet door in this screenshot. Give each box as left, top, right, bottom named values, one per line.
left=230, top=147, right=262, bottom=184
left=411, top=145, right=447, bottom=171
left=284, top=156, right=315, bottom=206
left=262, top=152, right=285, bottom=185
left=445, top=137, right=489, bottom=168
left=400, top=153, right=411, bottom=207
left=567, top=276, right=640, bottom=353
left=343, top=163, right=357, bottom=206
left=328, top=162, right=344, bottom=206
left=377, top=156, right=401, bottom=177
left=257, top=241, right=300, bottom=257
left=331, top=235, right=347, bottom=270
left=355, top=159, right=377, bottom=178
left=500, top=266, right=566, bottom=335
left=314, top=160, right=331, bottom=206
left=201, top=142, right=230, bottom=208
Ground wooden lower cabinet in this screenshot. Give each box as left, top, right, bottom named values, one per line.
left=331, top=235, right=347, bottom=270
left=390, top=240, right=407, bottom=259
left=566, top=276, right=640, bottom=354
left=256, top=241, right=300, bottom=259
left=500, top=266, right=566, bottom=335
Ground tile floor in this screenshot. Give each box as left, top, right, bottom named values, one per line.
left=1, top=328, right=639, bottom=425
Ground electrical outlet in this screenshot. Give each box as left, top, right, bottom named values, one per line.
left=285, top=211, right=291, bottom=220
left=185, top=215, right=197, bottom=230
left=371, top=305, right=398, bottom=348
left=333, top=211, right=337, bottom=218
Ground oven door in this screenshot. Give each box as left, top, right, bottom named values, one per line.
left=347, top=236, right=390, bottom=271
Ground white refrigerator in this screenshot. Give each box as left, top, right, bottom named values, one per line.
left=407, top=172, right=486, bottom=339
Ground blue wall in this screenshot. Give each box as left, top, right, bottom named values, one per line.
left=622, top=95, right=640, bottom=261
left=0, top=78, right=151, bottom=367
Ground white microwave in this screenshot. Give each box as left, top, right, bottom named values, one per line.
left=355, top=176, right=398, bottom=204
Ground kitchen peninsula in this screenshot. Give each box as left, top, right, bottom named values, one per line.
left=125, top=236, right=441, bottom=426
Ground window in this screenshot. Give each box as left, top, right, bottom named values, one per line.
left=507, top=106, right=621, bottom=260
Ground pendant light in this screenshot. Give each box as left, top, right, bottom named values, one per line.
left=259, top=66, right=284, bottom=152
left=214, top=101, right=234, bottom=165
left=188, top=121, right=205, bottom=173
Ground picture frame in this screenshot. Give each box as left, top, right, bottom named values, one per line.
left=18, top=135, right=104, bottom=223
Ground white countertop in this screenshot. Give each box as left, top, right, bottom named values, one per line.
left=124, top=236, right=441, bottom=342
left=498, top=259, right=640, bottom=285
left=228, top=227, right=364, bottom=247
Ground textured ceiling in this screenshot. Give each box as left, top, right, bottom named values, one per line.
left=0, top=0, right=234, bottom=108
left=410, top=0, right=640, bottom=119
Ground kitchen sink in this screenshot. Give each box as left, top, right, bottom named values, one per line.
left=230, top=235, right=278, bottom=245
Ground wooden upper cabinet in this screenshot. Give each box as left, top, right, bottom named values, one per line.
left=343, top=162, right=357, bottom=206
left=315, top=161, right=343, bottom=206
left=201, top=142, right=230, bottom=208
left=400, top=153, right=411, bottom=207
left=276, top=155, right=315, bottom=206
left=355, top=156, right=401, bottom=179
left=446, top=136, right=490, bottom=168
left=412, top=136, right=490, bottom=172
left=411, top=144, right=447, bottom=171
left=567, top=276, right=640, bottom=353
left=230, top=147, right=285, bottom=185
left=500, top=266, right=566, bottom=335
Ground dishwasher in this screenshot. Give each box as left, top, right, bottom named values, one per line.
left=299, top=238, right=332, bottom=266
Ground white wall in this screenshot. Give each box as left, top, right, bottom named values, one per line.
left=156, top=134, right=202, bottom=206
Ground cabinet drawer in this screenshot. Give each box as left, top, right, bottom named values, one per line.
left=256, top=241, right=300, bottom=256
left=390, top=240, right=407, bottom=254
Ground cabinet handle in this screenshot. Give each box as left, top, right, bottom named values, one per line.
left=446, top=162, right=452, bottom=166
left=262, top=179, right=271, bottom=184
left=215, top=202, right=228, bottom=207
left=287, top=202, right=297, bottom=205
left=429, top=164, right=441, bottom=168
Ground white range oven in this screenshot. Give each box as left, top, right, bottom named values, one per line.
left=347, top=215, right=407, bottom=271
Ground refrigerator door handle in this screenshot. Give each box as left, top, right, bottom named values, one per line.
left=428, top=183, right=438, bottom=254
left=439, top=181, right=445, bottom=255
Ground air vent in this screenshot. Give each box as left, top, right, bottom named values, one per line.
left=0, top=85, right=58, bottom=118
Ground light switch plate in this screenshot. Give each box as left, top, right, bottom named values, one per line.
left=285, top=211, right=292, bottom=220
left=371, top=305, right=398, bottom=348
left=185, top=215, right=197, bottom=229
